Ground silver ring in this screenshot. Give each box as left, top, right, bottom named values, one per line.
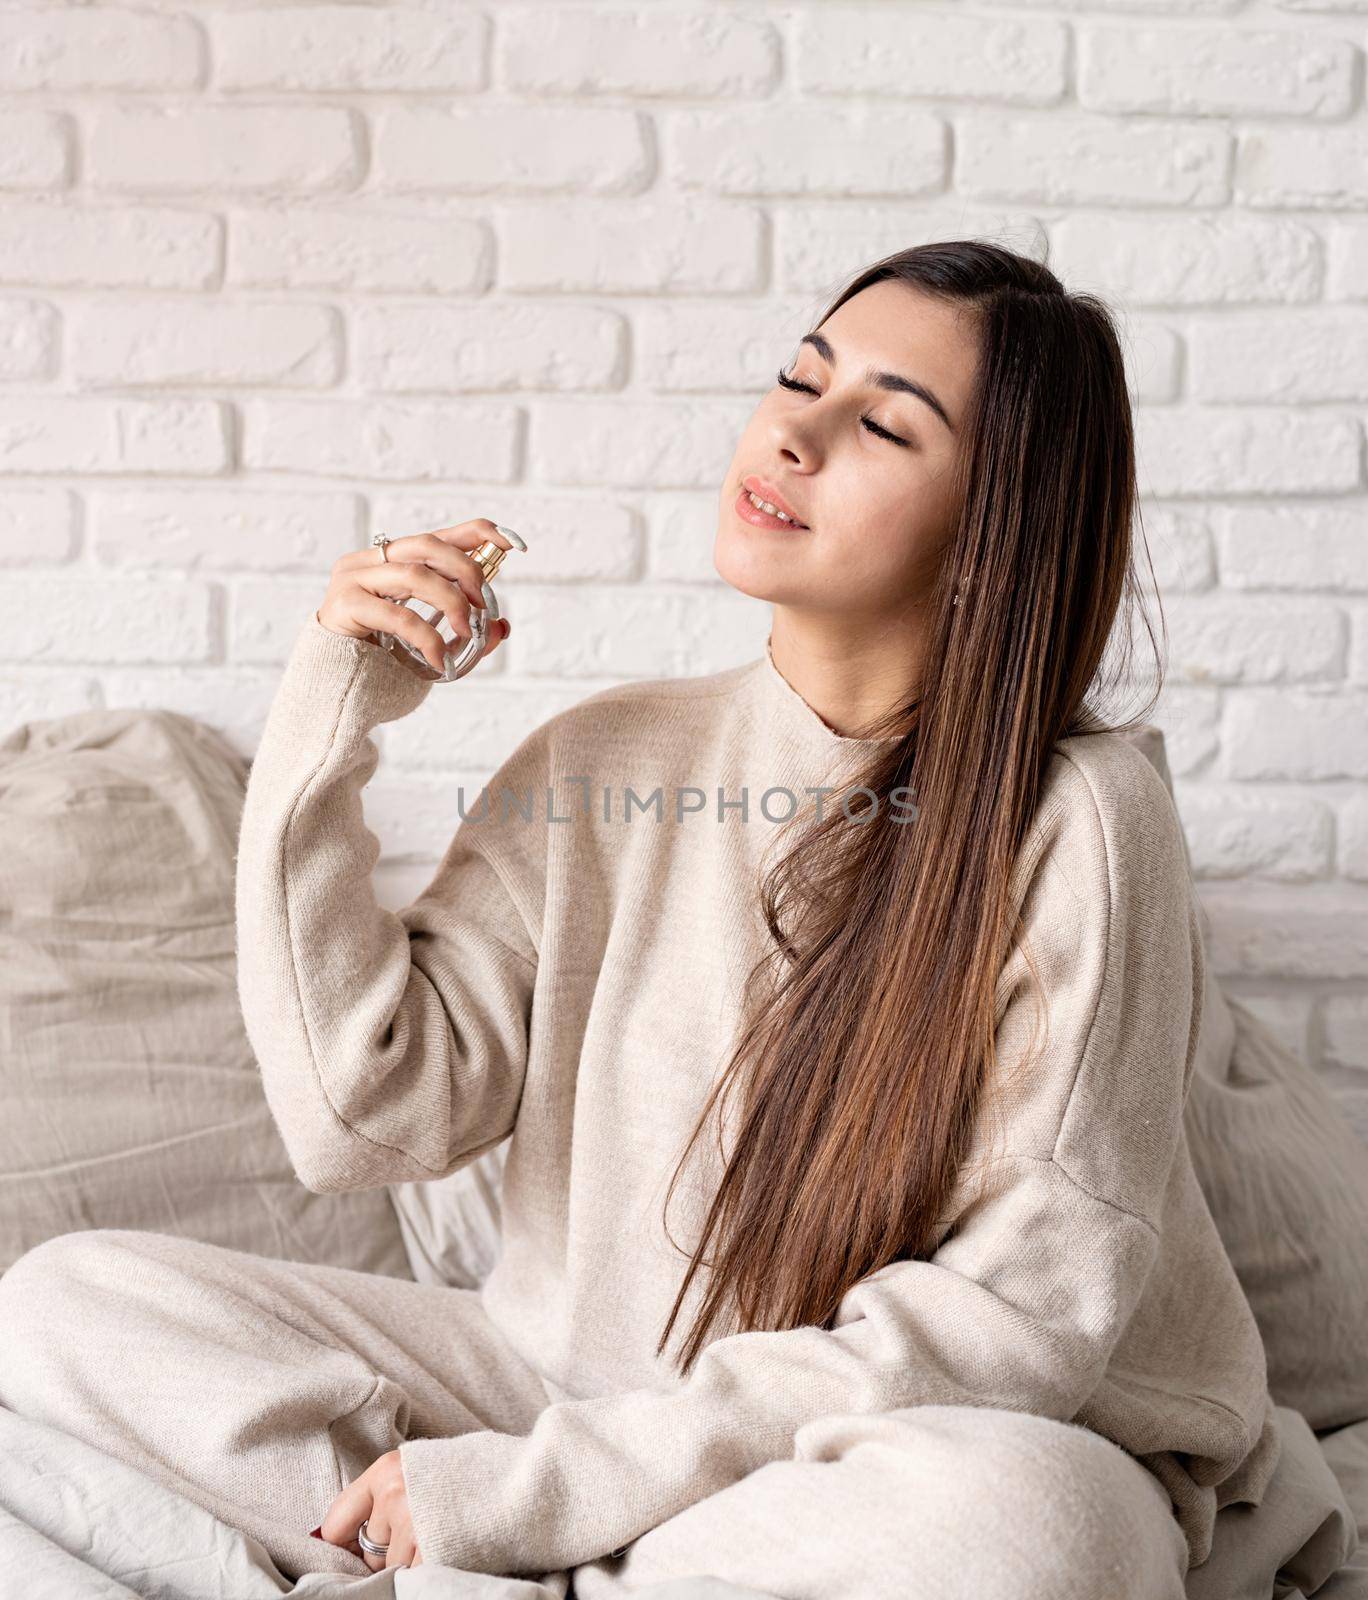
left=357, top=1518, right=389, bottom=1556
left=370, top=533, right=391, bottom=564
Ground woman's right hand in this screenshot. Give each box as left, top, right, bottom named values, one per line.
left=316, top=521, right=517, bottom=678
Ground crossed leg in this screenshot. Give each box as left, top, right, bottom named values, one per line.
left=0, top=1226, right=553, bottom=1584
left=571, top=1403, right=1190, bottom=1600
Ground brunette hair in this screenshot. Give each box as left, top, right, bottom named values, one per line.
left=655, top=238, right=1167, bottom=1375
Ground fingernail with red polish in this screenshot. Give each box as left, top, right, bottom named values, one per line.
left=309, top=1526, right=325, bottom=1540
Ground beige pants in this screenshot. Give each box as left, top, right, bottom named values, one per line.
left=0, top=1228, right=1346, bottom=1600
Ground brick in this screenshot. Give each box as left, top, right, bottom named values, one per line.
left=1328, top=225, right=1368, bottom=301
left=1136, top=503, right=1217, bottom=592
left=529, top=398, right=752, bottom=490
left=100, top=667, right=277, bottom=762
left=1202, top=884, right=1368, bottom=978
left=797, top=12, right=1066, bottom=105
left=213, top=7, right=485, bottom=91
left=240, top=398, right=521, bottom=481
left=637, top=298, right=815, bottom=392
left=1161, top=596, right=1345, bottom=684
left=0, top=204, right=220, bottom=288
left=0, top=397, right=228, bottom=473
left=497, top=584, right=765, bottom=678
left=0, top=672, right=100, bottom=732
left=777, top=205, right=1049, bottom=293
left=500, top=9, right=777, bottom=96
left=231, top=577, right=346, bottom=663
left=364, top=778, right=505, bottom=863
left=976, top=0, right=1243, bottom=11
left=501, top=199, right=763, bottom=293
left=0, top=576, right=213, bottom=663
left=0, top=487, right=77, bottom=564
left=0, top=10, right=203, bottom=90
left=1051, top=214, right=1321, bottom=305
left=1191, top=313, right=1368, bottom=402
left=1213, top=504, right=1368, bottom=591
left=91, top=488, right=361, bottom=571
left=374, top=107, right=648, bottom=193
left=87, top=105, right=360, bottom=191
left=229, top=208, right=487, bottom=293
left=958, top=116, right=1230, bottom=206
left=0, top=109, right=70, bottom=188
left=1237, top=129, right=1368, bottom=209
left=1125, top=319, right=1181, bottom=401
left=1224, top=691, right=1368, bottom=778
left=670, top=107, right=946, bottom=196
left=385, top=681, right=589, bottom=772
left=0, top=296, right=56, bottom=380
left=1227, top=993, right=1314, bottom=1060
left=1351, top=602, right=1368, bottom=685
left=355, top=303, right=624, bottom=392
left=645, top=492, right=728, bottom=584
left=1150, top=687, right=1221, bottom=776
left=1171, top=780, right=1333, bottom=878
left=71, top=300, right=341, bottom=387
left=1078, top=26, right=1354, bottom=118
left=1341, top=793, right=1368, bottom=880
left=1135, top=408, right=1360, bottom=495
left=369, top=492, right=640, bottom=582
left=1323, top=996, right=1368, bottom=1077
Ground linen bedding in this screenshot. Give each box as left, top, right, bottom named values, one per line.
left=0, top=705, right=1364, bottom=1600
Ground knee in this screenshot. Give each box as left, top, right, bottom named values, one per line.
left=794, top=1405, right=1186, bottom=1599
left=4, top=1226, right=140, bottom=1286
left=0, top=1229, right=153, bottom=1343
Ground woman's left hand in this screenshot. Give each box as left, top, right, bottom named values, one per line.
left=315, top=1448, right=424, bottom=1570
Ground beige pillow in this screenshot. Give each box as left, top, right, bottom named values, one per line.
left=0, top=707, right=413, bottom=1280
left=1126, top=723, right=1368, bottom=1432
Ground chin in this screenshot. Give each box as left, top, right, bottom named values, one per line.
left=712, top=526, right=810, bottom=604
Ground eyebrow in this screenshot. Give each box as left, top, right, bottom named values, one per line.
left=798, top=331, right=956, bottom=434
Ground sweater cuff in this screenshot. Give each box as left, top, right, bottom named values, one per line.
left=399, top=1432, right=524, bottom=1574
left=398, top=1428, right=633, bottom=1576
left=282, top=609, right=435, bottom=730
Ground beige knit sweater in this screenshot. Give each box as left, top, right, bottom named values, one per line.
left=235, top=611, right=1282, bottom=1577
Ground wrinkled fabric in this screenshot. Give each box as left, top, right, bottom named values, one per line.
left=0, top=706, right=413, bottom=1281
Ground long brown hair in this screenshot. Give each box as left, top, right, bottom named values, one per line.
left=656, top=238, right=1169, bottom=1376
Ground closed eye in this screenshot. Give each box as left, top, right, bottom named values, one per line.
left=775, top=368, right=912, bottom=448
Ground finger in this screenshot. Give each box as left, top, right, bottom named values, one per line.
left=319, top=1475, right=374, bottom=1553
left=335, top=520, right=522, bottom=576
left=343, top=592, right=452, bottom=677
left=356, top=555, right=487, bottom=635
left=385, top=1523, right=420, bottom=1571
left=361, top=1512, right=394, bottom=1574
left=392, top=537, right=492, bottom=613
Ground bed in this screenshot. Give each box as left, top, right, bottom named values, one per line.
left=1, top=705, right=1365, bottom=1600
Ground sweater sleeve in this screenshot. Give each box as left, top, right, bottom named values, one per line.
left=396, top=751, right=1224, bottom=1575
left=234, top=610, right=542, bottom=1195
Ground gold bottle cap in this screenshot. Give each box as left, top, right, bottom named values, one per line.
left=470, top=539, right=508, bottom=581
left=470, top=526, right=526, bottom=583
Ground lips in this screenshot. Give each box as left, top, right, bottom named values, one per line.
left=742, top=476, right=809, bottom=528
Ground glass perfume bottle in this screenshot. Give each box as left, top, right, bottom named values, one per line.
left=373, top=524, right=526, bottom=684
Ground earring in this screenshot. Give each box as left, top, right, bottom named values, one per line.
left=951, top=590, right=962, bottom=607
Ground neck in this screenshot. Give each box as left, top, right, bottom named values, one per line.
left=766, top=609, right=920, bottom=741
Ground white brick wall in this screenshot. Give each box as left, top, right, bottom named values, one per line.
left=1, top=0, right=1365, bottom=1085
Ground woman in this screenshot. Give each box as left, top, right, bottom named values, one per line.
left=0, top=242, right=1306, bottom=1598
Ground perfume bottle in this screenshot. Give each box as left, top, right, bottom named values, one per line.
left=373, top=524, right=527, bottom=684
